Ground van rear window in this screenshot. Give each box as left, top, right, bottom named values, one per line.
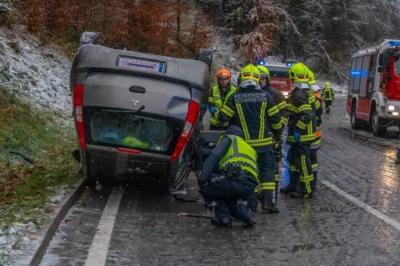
left=89, top=111, right=175, bottom=152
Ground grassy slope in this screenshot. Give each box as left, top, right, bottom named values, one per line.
left=0, top=87, right=81, bottom=225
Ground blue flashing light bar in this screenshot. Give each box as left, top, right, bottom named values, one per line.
left=388, top=40, right=400, bottom=47
left=258, top=60, right=266, bottom=65
left=350, top=70, right=368, bottom=77
left=286, top=63, right=293, bottom=66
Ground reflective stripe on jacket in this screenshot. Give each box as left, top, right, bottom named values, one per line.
left=208, top=85, right=237, bottom=126
left=287, top=87, right=317, bottom=144
left=215, top=85, right=283, bottom=148
left=218, top=135, right=259, bottom=182
left=323, top=87, right=333, bottom=100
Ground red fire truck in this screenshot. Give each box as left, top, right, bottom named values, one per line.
left=347, top=40, right=400, bottom=136
left=265, top=63, right=293, bottom=99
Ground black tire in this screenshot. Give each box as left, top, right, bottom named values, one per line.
left=371, top=111, right=387, bottom=137
left=79, top=32, right=101, bottom=47
left=350, top=104, right=363, bottom=130
left=83, top=152, right=97, bottom=189
left=197, top=48, right=213, bottom=74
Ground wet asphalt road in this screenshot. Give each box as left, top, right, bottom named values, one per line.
left=39, top=99, right=400, bottom=266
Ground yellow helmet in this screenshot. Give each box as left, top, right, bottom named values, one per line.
left=240, top=64, right=261, bottom=83
left=308, top=70, right=317, bottom=85
left=257, top=65, right=271, bottom=83
left=289, top=63, right=309, bottom=83
left=325, top=82, right=330, bottom=86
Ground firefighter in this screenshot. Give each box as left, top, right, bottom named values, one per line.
left=322, top=82, right=334, bottom=114
left=308, top=70, right=323, bottom=189
left=280, top=62, right=317, bottom=199
left=257, top=65, right=290, bottom=201
left=208, top=68, right=237, bottom=130
left=211, top=64, right=283, bottom=213
left=198, top=125, right=259, bottom=228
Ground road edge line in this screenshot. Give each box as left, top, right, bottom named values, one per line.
left=28, top=178, right=86, bottom=266
left=320, top=179, right=400, bottom=231
left=84, top=187, right=124, bottom=266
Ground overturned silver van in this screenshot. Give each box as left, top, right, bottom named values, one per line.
left=70, top=44, right=212, bottom=193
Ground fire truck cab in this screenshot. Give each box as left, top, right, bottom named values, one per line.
left=347, top=40, right=400, bottom=136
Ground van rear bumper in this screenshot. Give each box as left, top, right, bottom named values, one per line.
left=86, top=145, right=172, bottom=178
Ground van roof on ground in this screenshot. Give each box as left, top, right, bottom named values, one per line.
left=71, top=45, right=210, bottom=91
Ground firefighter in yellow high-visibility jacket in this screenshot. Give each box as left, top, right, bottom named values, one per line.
left=208, top=68, right=237, bottom=130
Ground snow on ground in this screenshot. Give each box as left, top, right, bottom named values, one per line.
left=0, top=25, right=72, bottom=114
left=0, top=25, right=74, bottom=266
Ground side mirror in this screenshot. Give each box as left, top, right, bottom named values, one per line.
left=378, top=54, right=384, bottom=66
left=378, top=66, right=384, bottom=73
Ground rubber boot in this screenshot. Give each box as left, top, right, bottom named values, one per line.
left=211, top=218, right=232, bottom=228
left=261, top=202, right=280, bottom=213
left=280, top=184, right=297, bottom=194
left=290, top=181, right=313, bottom=199
left=259, top=193, right=279, bottom=213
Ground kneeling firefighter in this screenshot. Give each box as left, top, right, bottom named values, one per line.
left=208, top=68, right=237, bottom=130
left=198, top=125, right=260, bottom=227
left=257, top=65, right=290, bottom=201
left=308, top=70, right=323, bottom=188
left=280, top=63, right=317, bottom=198
left=211, top=64, right=283, bottom=213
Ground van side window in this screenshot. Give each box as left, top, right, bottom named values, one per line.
left=359, top=56, right=370, bottom=98
left=349, top=58, right=357, bottom=95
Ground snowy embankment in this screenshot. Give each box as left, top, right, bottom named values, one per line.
left=0, top=25, right=73, bottom=265
left=0, top=25, right=72, bottom=114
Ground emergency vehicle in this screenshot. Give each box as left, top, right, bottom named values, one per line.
left=347, top=40, right=400, bottom=136
left=265, top=63, right=293, bottom=99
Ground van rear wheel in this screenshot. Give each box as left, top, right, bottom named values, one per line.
left=83, top=152, right=98, bottom=189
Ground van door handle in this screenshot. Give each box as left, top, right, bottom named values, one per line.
left=129, top=86, right=146, bottom=93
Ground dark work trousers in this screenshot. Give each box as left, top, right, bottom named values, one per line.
left=310, top=148, right=318, bottom=190
left=287, top=144, right=315, bottom=195
left=255, top=146, right=277, bottom=205
left=325, top=100, right=332, bottom=114
left=201, top=173, right=258, bottom=224
left=274, top=150, right=282, bottom=202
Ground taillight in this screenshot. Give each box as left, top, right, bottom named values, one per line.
left=170, top=100, right=200, bottom=162
left=116, top=148, right=142, bottom=154
left=73, top=84, right=86, bottom=150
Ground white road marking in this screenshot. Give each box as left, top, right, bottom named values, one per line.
left=85, top=188, right=124, bottom=266
left=320, top=180, right=400, bottom=231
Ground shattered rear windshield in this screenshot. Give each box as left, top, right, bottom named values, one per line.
left=90, top=111, right=174, bottom=152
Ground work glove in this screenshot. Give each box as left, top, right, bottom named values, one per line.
left=294, top=131, right=301, bottom=143
left=209, top=107, right=217, bottom=114
left=273, top=141, right=281, bottom=151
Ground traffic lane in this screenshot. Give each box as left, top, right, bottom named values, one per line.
left=320, top=99, right=400, bottom=222
left=105, top=176, right=400, bottom=266
left=40, top=188, right=112, bottom=266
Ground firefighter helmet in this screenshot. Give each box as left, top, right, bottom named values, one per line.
left=325, top=82, right=330, bottom=87
left=240, top=64, right=261, bottom=83
left=216, top=68, right=231, bottom=81
left=308, top=70, right=317, bottom=85
left=257, top=65, right=271, bottom=83
left=289, top=63, right=309, bottom=83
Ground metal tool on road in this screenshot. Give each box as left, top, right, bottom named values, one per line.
left=178, top=212, right=211, bottom=219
